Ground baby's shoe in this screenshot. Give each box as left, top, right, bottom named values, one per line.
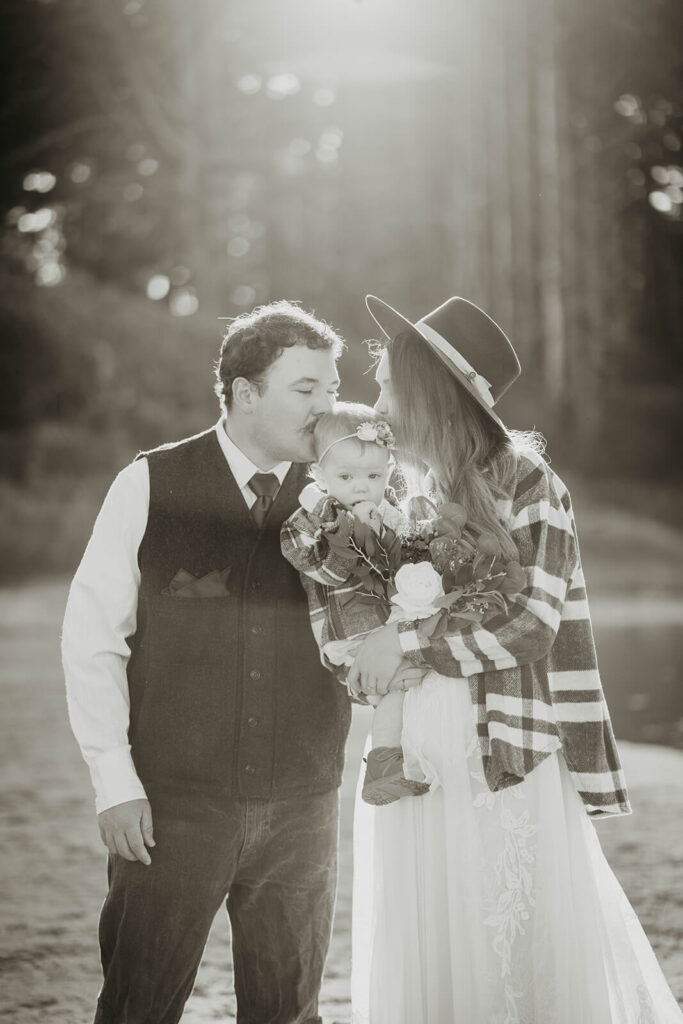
left=362, top=746, right=430, bottom=806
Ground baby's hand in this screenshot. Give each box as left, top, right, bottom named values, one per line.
left=352, top=501, right=382, bottom=533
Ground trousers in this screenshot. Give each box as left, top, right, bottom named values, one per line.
left=93, top=784, right=339, bottom=1024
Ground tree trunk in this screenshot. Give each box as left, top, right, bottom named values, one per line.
left=533, top=0, right=567, bottom=417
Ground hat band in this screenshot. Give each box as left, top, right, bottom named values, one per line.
left=414, top=322, right=495, bottom=408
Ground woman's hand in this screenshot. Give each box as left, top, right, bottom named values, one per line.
left=348, top=623, right=411, bottom=696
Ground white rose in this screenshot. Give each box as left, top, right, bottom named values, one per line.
left=391, top=562, right=445, bottom=619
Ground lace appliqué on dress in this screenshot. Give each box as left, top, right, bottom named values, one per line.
left=466, top=732, right=539, bottom=1024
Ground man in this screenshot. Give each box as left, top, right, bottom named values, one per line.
left=62, top=301, right=350, bottom=1024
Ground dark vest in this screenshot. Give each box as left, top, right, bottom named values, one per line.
left=126, top=428, right=351, bottom=798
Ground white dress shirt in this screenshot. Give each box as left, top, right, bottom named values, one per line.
left=61, top=420, right=291, bottom=813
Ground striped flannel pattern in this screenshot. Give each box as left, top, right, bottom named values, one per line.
left=280, top=493, right=399, bottom=669
left=397, top=450, right=631, bottom=817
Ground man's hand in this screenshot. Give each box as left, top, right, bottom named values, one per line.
left=98, top=798, right=155, bottom=865
left=348, top=623, right=408, bottom=697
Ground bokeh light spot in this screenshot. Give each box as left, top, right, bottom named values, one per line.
left=33, top=238, right=57, bottom=259
left=138, top=157, right=159, bottom=176
left=237, top=74, right=262, bottom=95
left=23, top=171, right=56, bottom=194
left=663, top=133, right=681, bottom=152
left=147, top=275, right=170, bottom=300
left=124, top=183, right=144, bottom=201
left=651, top=166, right=669, bottom=185
left=36, top=262, right=65, bottom=287
left=70, top=162, right=92, bottom=184
left=319, top=128, right=343, bottom=150
left=648, top=191, right=673, bottom=214
left=227, top=237, right=250, bottom=257
left=614, top=94, right=640, bottom=118
left=18, top=208, right=56, bottom=233
left=266, top=73, right=301, bottom=100
left=170, top=289, right=199, bottom=317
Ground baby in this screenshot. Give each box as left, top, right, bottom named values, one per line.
left=281, top=402, right=429, bottom=806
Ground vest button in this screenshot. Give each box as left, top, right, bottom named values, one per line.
left=247, top=717, right=258, bottom=728
left=244, top=764, right=256, bottom=775
left=249, top=669, right=261, bottom=681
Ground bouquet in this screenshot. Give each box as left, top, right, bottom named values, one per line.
left=392, top=497, right=526, bottom=633
left=320, top=495, right=525, bottom=630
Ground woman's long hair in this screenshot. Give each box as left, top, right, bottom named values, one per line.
left=385, top=330, right=544, bottom=560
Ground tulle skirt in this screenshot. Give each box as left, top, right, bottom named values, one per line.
left=351, top=672, right=683, bottom=1024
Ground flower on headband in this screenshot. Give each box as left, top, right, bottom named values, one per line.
left=375, top=421, right=396, bottom=445
left=356, top=421, right=396, bottom=448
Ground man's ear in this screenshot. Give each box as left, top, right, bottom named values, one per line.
left=232, top=376, right=257, bottom=413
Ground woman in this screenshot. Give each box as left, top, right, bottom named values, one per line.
left=348, top=294, right=683, bottom=1024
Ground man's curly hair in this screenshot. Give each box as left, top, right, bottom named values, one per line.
left=215, top=300, right=345, bottom=413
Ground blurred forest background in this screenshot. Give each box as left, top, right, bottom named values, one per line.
left=2, top=6, right=683, bottom=1017
left=1, top=0, right=682, bottom=579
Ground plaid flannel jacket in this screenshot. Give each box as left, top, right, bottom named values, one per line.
left=280, top=488, right=403, bottom=670
left=398, top=449, right=630, bottom=817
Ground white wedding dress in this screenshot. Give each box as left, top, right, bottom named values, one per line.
left=351, top=672, right=683, bottom=1024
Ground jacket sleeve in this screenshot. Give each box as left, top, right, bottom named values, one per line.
left=280, top=498, right=360, bottom=587
left=397, top=454, right=578, bottom=677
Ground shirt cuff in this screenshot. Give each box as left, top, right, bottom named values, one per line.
left=397, top=620, right=429, bottom=667
left=90, top=746, right=148, bottom=814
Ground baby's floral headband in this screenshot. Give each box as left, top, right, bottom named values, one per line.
left=317, top=420, right=396, bottom=464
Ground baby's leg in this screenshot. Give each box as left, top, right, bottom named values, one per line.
left=362, top=692, right=429, bottom=806
left=371, top=691, right=404, bottom=749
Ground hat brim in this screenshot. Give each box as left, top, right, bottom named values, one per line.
left=365, top=294, right=509, bottom=434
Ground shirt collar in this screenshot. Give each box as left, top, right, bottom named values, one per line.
left=214, top=419, right=291, bottom=491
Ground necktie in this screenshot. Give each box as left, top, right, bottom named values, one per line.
left=248, top=472, right=280, bottom=528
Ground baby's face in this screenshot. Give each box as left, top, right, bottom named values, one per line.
left=316, top=439, right=391, bottom=509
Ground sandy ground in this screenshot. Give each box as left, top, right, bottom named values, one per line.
left=1, top=580, right=682, bottom=1023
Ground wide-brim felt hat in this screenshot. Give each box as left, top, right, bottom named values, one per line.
left=365, top=294, right=521, bottom=432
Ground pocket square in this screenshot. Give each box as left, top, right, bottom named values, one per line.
left=162, top=567, right=231, bottom=598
